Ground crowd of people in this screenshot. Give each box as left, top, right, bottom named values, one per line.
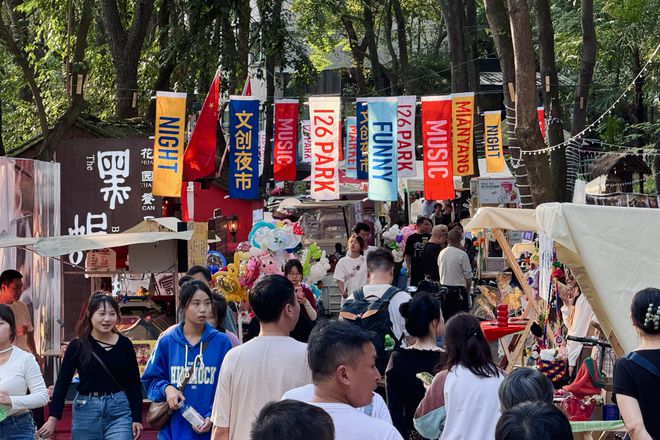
left=0, top=222, right=659, bottom=440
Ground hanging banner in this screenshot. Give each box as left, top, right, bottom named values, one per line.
left=451, top=92, right=475, bottom=176
left=356, top=99, right=369, bottom=180
left=228, top=96, right=259, bottom=199
left=153, top=91, right=187, bottom=197
left=345, top=117, right=358, bottom=178
left=537, top=106, right=546, bottom=139
left=368, top=97, right=398, bottom=201
left=309, top=96, right=341, bottom=200
left=301, top=120, right=312, bottom=163
left=484, top=111, right=505, bottom=173
left=273, top=99, right=299, bottom=181
left=397, top=95, right=417, bottom=178
left=422, top=96, right=454, bottom=201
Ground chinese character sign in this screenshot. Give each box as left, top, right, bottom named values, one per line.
left=397, top=95, right=417, bottom=178
left=484, top=111, right=504, bottom=173
left=356, top=99, right=369, bottom=180
left=309, top=96, right=341, bottom=201
left=451, top=92, right=475, bottom=176
left=97, top=149, right=131, bottom=209
left=368, top=97, right=398, bottom=201
left=273, top=100, right=299, bottom=181
left=345, top=117, right=357, bottom=179
left=153, top=91, right=187, bottom=197
left=422, top=96, right=454, bottom=201
left=229, top=97, right=259, bottom=199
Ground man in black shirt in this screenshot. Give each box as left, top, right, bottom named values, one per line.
left=423, top=225, right=448, bottom=281
left=404, top=216, right=433, bottom=287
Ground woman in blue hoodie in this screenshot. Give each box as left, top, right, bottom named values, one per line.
left=142, top=280, right=232, bottom=439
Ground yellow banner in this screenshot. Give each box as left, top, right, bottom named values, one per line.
left=484, top=111, right=504, bottom=173
left=451, top=92, right=475, bottom=176
left=153, top=91, right=187, bottom=197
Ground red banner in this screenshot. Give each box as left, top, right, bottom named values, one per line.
left=537, top=107, right=546, bottom=139
left=422, top=96, right=454, bottom=200
left=273, top=100, right=299, bottom=181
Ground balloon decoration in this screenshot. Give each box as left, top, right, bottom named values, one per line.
left=206, top=251, right=227, bottom=275
left=382, top=225, right=407, bottom=263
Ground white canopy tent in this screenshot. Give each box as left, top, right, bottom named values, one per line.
left=465, top=204, right=660, bottom=354
left=0, top=217, right=193, bottom=257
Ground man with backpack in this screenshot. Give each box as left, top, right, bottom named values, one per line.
left=340, top=248, right=411, bottom=373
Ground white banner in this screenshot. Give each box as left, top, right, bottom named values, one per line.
left=309, top=97, right=341, bottom=200
left=397, top=95, right=416, bottom=178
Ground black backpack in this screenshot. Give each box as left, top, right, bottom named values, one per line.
left=339, top=286, right=401, bottom=373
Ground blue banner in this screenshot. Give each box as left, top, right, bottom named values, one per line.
left=229, top=97, right=259, bottom=199
left=368, top=98, right=398, bottom=201
left=356, top=100, right=369, bottom=180
left=345, top=117, right=358, bottom=179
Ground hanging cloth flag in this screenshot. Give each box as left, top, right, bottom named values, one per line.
left=183, top=72, right=219, bottom=181
left=356, top=99, right=369, bottom=180
left=451, top=92, right=475, bottom=176
left=345, top=117, right=358, bottom=178
left=228, top=96, right=259, bottom=199
left=537, top=106, right=546, bottom=139
left=422, top=96, right=454, bottom=201
left=309, top=96, right=341, bottom=200
left=242, top=76, right=252, bottom=96
left=368, top=97, right=398, bottom=201
left=153, top=91, right=187, bottom=197
left=273, top=99, right=299, bottom=181
left=301, top=120, right=312, bottom=163
left=484, top=111, right=504, bottom=173
left=397, top=95, right=417, bottom=178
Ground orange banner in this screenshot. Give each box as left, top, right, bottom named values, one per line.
left=451, top=92, right=475, bottom=176
left=484, top=111, right=504, bottom=173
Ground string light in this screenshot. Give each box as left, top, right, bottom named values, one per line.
left=520, top=43, right=660, bottom=156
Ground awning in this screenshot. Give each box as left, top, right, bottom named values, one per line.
left=536, top=203, right=660, bottom=353
left=0, top=217, right=193, bottom=257
left=464, top=207, right=537, bottom=232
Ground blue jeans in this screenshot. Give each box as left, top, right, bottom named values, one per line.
left=72, top=391, right=132, bottom=440
left=0, top=411, right=36, bottom=440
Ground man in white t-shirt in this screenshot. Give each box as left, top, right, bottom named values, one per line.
left=299, top=320, right=403, bottom=440
left=210, top=275, right=312, bottom=440
left=345, top=248, right=411, bottom=344
left=437, top=228, right=473, bottom=321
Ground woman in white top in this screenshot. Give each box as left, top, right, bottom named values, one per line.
left=0, top=304, right=49, bottom=440
left=333, top=234, right=368, bottom=302
left=414, top=313, right=504, bottom=440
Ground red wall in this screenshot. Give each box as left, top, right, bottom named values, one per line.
left=188, top=182, right=263, bottom=246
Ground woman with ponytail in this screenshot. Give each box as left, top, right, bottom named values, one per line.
left=39, top=293, right=142, bottom=440
left=613, top=288, right=660, bottom=440
left=386, top=293, right=445, bottom=439
left=414, top=313, right=504, bottom=440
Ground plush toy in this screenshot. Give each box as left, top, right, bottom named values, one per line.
left=259, top=252, right=283, bottom=276
left=302, top=243, right=322, bottom=276
left=307, top=251, right=330, bottom=285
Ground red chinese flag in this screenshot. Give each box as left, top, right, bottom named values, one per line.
left=537, top=106, right=546, bottom=139
left=183, top=72, right=220, bottom=180
left=422, top=96, right=454, bottom=200
left=273, top=100, right=299, bottom=181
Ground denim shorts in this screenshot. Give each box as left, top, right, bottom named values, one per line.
left=0, top=411, right=36, bottom=440
left=71, top=391, right=132, bottom=440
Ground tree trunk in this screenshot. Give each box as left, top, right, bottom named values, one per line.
left=99, top=0, right=155, bottom=119
left=363, top=1, right=389, bottom=93
left=631, top=46, right=645, bottom=124
left=341, top=16, right=368, bottom=95
left=463, top=0, right=479, bottom=91
left=153, top=0, right=175, bottom=92
left=38, top=0, right=94, bottom=161
left=484, top=0, right=534, bottom=208
left=507, top=0, right=554, bottom=205
left=236, top=0, right=251, bottom=93
left=438, top=0, right=469, bottom=93
left=535, top=0, right=567, bottom=201
left=391, top=0, right=411, bottom=94
left=570, top=0, right=597, bottom=135
left=384, top=2, right=400, bottom=95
